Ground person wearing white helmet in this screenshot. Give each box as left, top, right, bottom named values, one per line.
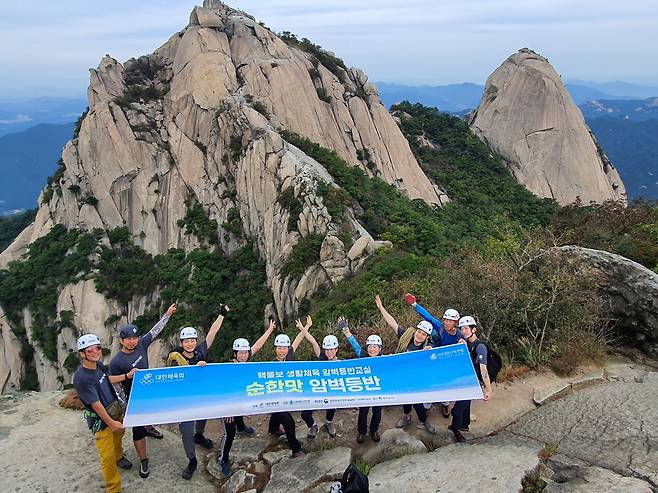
left=338, top=317, right=385, bottom=443
left=298, top=326, right=340, bottom=438
left=73, top=333, right=137, bottom=493
left=109, top=302, right=177, bottom=479
left=375, top=295, right=437, bottom=434
left=404, top=293, right=461, bottom=417
left=217, top=319, right=279, bottom=476
left=166, top=305, right=229, bottom=480
left=262, top=317, right=312, bottom=459
left=448, top=316, right=493, bottom=443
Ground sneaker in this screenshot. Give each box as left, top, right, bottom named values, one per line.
left=145, top=426, right=163, bottom=439
left=324, top=422, right=337, bottom=437
left=238, top=426, right=256, bottom=436
left=356, top=433, right=366, bottom=444
left=116, top=455, right=133, bottom=470
left=292, top=450, right=306, bottom=458
left=307, top=423, right=319, bottom=439
left=441, top=404, right=450, bottom=418
left=139, top=458, right=149, bottom=479
left=181, top=458, right=197, bottom=480
left=194, top=433, right=214, bottom=449
left=218, top=459, right=231, bottom=477
left=370, top=430, right=381, bottom=442
left=395, top=414, right=411, bottom=429
left=422, top=420, right=436, bottom=434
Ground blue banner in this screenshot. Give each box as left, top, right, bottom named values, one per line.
left=123, top=344, right=483, bottom=427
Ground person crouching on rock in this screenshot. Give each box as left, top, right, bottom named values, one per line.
left=217, top=322, right=276, bottom=477
left=449, top=316, right=493, bottom=443
left=338, top=316, right=384, bottom=444
left=375, top=294, right=437, bottom=434
left=73, top=334, right=137, bottom=493
left=166, top=305, right=228, bottom=480
left=299, top=328, right=340, bottom=438
left=109, top=302, right=176, bottom=479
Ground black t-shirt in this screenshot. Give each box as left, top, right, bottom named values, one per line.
left=169, top=340, right=209, bottom=366
left=109, top=334, right=154, bottom=397
left=73, top=362, right=117, bottom=409
left=396, top=326, right=426, bottom=352
left=273, top=348, right=295, bottom=362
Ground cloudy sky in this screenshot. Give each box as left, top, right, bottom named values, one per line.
left=1, top=0, right=657, bottom=98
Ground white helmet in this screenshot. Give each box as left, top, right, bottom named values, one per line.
left=180, top=327, right=198, bottom=340
left=416, top=320, right=433, bottom=335
left=274, top=334, right=291, bottom=347
left=77, top=334, right=101, bottom=351
left=322, top=335, right=339, bottom=350
left=233, top=338, right=251, bottom=351
left=443, top=308, right=460, bottom=321
left=458, top=316, right=477, bottom=328
left=366, top=334, right=383, bottom=346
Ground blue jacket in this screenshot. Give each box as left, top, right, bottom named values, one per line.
left=414, top=303, right=461, bottom=347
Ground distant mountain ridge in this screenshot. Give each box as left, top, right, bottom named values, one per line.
left=0, top=97, right=86, bottom=138
left=580, top=97, right=658, bottom=122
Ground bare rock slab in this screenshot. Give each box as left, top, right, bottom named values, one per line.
left=362, top=428, right=428, bottom=465
left=263, top=447, right=352, bottom=493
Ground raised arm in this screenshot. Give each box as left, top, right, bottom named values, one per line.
left=143, top=303, right=177, bottom=345
left=303, top=325, right=321, bottom=358
left=252, top=319, right=276, bottom=355
left=338, top=317, right=363, bottom=357
left=405, top=294, right=444, bottom=332
left=205, top=304, right=229, bottom=349
left=292, top=316, right=312, bottom=352
left=375, top=295, right=399, bottom=336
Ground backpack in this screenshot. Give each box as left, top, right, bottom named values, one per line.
left=330, top=464, right=369, bottom=493
left=471, top=340, right=503, bottom=383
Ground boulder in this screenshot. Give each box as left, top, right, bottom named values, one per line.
left=224, top=437, right=270, bottom=464
left=470, top=48, right=626, bottom=205
left=362, top=428, right=428, bottom=465
left=262, top=449, right=291, bottom=466
left=263, top=447, right=352, bottom=493
left=222, top=469, right=257, bottom=493
left=556, top=246, right=658, bottom=357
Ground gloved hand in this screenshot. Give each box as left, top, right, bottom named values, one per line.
left=219, top=303, right=230, bottom=316
left=404, top=293, right=416, bottom=305
left=337, top=317, right=348, bottom=330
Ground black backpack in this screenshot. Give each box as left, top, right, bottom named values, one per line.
left=336, top=464, right=369, bottom=493
left=471, top=340, right=503, bottom=383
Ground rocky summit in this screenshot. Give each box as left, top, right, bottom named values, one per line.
left=0, top=1, right=448, bottom=392
left=469, top=48, right=626, bottom=205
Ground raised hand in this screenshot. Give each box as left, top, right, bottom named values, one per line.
left=166, top=303, right=177, bottom=317
left=404, top=293, right=416, bottom=305
left=305, top=315, right=313, bottom=329
left=268, top=320, right=276, bottom=332
left=375, top=295, right=383, bottom=309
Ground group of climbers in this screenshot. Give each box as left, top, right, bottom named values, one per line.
left=73, top=293, right=495, bottom=492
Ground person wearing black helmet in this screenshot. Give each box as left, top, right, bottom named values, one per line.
left=109, top=303, right=176, bottom=479
left=166, top=305, right=228, bottom=480
left=74, top=334, right=137, bottom=493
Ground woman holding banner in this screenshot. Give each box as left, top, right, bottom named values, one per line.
left=338, top=316, right=384, bottom=443
left=375, top=295, right=437, bottom=434
left=166, top=305, right=229, bottom=480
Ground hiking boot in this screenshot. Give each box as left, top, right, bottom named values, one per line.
left=395, top=413, right=411, bottom=429
left=370, top=430, right=381, bottom=442
left=441, top=404, right=450, bottom=418
left=307, top=423, right=319, bottom=439
left=448, top=424, right=469, bottom=433
left=292, top=450, right=306, bottom=458
left=181, top=458, right=197, bottom=480
left=145, top=425, right=163, bottom=439
left=218, top=459, right=231, bottom=477
left=356, top=433, right=366, bottom=444
left=421, top=420, right=436, bottom=434
left=324, top=422, right=337, bottom=437
left=452, top=429, right=466, bottom=443
left=116, top=455, right=133, bottom=470
left=238, top=425, right=256, bottom=436
left=194, top=433, right=214, bottom=449
left=139, top=458, right=149, bottom=479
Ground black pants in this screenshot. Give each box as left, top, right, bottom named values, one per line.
left=357, top=406, right=382, bottom=434
left=402, top=403, right=428, bottom=422
left=220, top=416, right=246, bottom=463
left=451, top=400, right=471, bottom=430
left=132, top=425, right=147, bottom=441
left=268, top=412, right=301, bottom=454
left=301, top=409, right=336, bottom=427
